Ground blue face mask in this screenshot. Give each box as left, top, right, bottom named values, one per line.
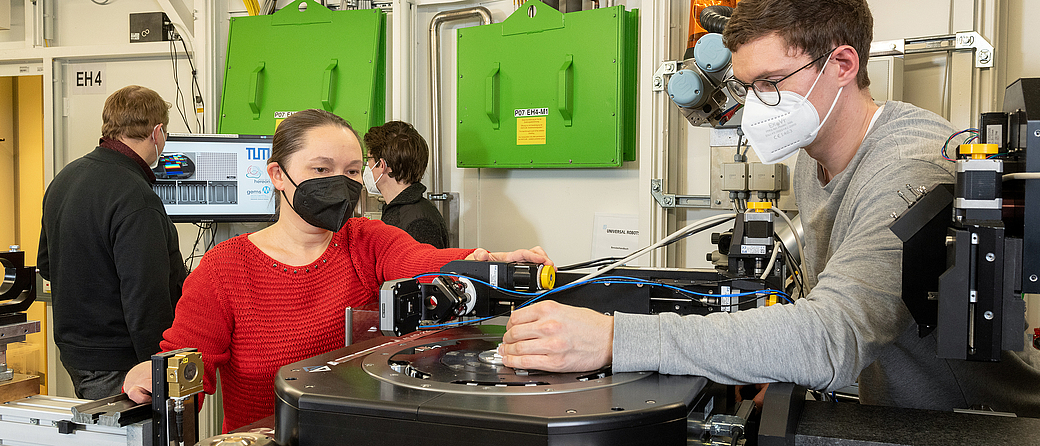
left=279, top=165, right=363, bottom=232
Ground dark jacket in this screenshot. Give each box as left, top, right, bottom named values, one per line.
left=39, top=145, right=187, bottom=371
left=381, top=183, right=449, bottom=249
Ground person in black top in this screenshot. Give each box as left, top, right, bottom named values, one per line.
left=38, top=85, right=187, bottom=399
left=362, top=121, right=450, bottom=248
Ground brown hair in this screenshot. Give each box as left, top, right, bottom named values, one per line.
left=101, top=85, right=170, bottom=140
left=723, top=0, right=873, bottom=89
left=363, top=121, right=429, bottom=185
left=268, top=109, right=360, bottom=170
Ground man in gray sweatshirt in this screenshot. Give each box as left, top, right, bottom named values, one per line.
left=498, top=0, right=1040, bottom=416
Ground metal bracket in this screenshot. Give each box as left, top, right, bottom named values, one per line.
left=954, top=31, right=994, bottom=68
left=651, top=179, right=712, bottom=208
left=652, top=61, right=679, bottom=92
left=870, top=32, right=994, bottom=69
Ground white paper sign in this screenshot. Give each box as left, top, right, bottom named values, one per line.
left=69, top=63, right=106, bottom=95
left=591, top=213, right=640, bottom=261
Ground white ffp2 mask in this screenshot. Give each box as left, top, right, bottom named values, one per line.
left=740, top=54, right=844, bottom=164
left=149, top=124, right=165, bottom=169
left=363, top=161, right=383, bottom=196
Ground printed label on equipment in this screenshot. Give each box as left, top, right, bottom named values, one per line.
left=740, top=245, right=767, bottom=255
left=514, top=108, right=549, bottom=117
left=986, top=124, right=1002, bottom=147
left=274, top=111, right=299, bottom=130
left=489, top=265, right=499, bottom=288
left=517, top=117, right=547, bottom=145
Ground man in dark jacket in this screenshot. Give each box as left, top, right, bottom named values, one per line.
left=363, top=121, right=449, bottom=248
left=39, top=85, right=187, bottom=399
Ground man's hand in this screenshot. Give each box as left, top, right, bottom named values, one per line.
left=468, top=246, right=553, bottom=267
left=123, top=361, right=153, bottom=404
left=735, top=383, right=770, bottom=409
left=498, top=300, right=613, bottom=372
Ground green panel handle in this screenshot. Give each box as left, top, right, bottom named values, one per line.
left=248, top=62, right=265, bottom=119
left=558, top=55, right=573, bottom=127
left=486, top=63, right=500, bottom=130
left=321, top=59, right=339, bottom=111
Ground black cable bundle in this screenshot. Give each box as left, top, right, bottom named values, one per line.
left=699, top=5, right=733, bottom=34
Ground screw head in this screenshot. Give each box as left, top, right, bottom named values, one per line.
left=1030, top=274, right=1038, bottom=282
left=985, top=253, right=995, bottom=262
left=984, top=311, right=994, bottom=320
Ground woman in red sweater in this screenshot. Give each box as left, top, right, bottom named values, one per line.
left=121, top=109, right=551, bottom=432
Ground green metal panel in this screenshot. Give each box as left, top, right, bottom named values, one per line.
left=456, top=2, right=638, bottom=168
left=218, top=0, right=385, bottom=137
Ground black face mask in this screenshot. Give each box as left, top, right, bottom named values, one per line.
left=279, top=165, right=363, bottom=232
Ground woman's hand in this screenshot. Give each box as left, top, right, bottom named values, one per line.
left=468, top=246, right=553, bottom=266
left=123, top=360, right=153, bottom=403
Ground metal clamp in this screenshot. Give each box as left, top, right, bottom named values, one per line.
left=652, top=61, right=679, bottom=92
left=651, top=179, right=712, bottom=208
left=954, top=31, right=994, bottom=68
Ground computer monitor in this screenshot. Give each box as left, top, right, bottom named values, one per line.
left=152, top=134, right=276, bottom=222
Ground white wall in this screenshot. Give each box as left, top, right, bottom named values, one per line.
left=1006, top=0, right=1040, bottom=80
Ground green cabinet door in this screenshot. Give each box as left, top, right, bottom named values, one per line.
left=456, top=1, right=638, bottom=168
left=218, top=0, right=385, bottom=137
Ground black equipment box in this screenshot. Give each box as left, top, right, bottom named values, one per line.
left=129, top=12, right=174, bottom=43
left=274, top=325, right=711, bottom=446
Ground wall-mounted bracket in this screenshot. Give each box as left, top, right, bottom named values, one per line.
left=870, top=31, right=994, bottom=69
left=651, top=61, right=678, bottom=92
left=651, top=179, right=712, bottom=208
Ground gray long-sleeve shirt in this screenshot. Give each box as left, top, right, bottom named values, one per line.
left=613, top=101, right=1040, bottom=416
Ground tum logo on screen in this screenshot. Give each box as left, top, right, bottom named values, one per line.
left=246, top=147, right=270, bottom=161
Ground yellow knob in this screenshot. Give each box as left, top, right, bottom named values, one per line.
left=747, top=201, right=772, bottom=212
left=959, top=143, right=999, bottom=160
left=539, top=265, right=556, bottom=290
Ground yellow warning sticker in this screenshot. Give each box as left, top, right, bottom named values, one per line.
left=517, top=117, right=547, bottom=145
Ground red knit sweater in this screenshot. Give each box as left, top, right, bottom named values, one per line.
left=160, top=218, right=473, bottom=432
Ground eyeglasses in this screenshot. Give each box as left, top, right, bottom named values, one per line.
left=725, top=48, right=837, bottom=106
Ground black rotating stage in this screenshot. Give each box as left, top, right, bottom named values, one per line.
left=274, top=325, right=710, bottom=446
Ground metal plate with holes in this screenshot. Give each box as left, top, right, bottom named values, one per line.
left=365, top=334, right=643, bottom=395
left=0, top=320, right=40, bottom=343
left=274, top=325, right=709, bottom=446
